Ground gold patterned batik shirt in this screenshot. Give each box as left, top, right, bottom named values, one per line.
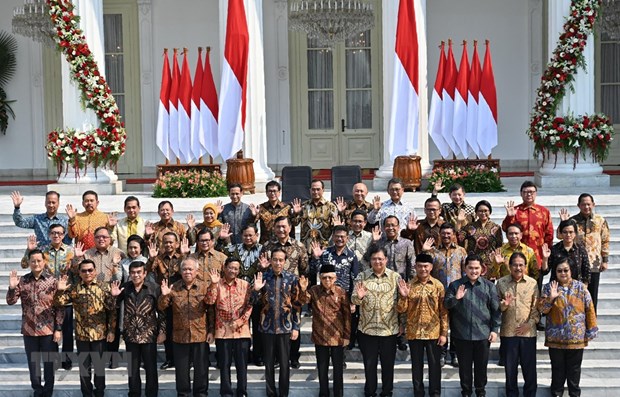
left=397, top=276, right=448, bottom=340
left=351, top=268, right=401, bottom=336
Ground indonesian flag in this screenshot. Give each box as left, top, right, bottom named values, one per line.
left=218, top=0, right=249, bottom=160
left=190, top=47, right=206, bottom=160
left=155, top=49, right=172, bottom=160
left=453, top=41, right=469, bottom=157
left=466, top=41, right=482, bottom=157
left=388, top=0, right=419, bottom=160
left=429, top=42, right=450, bottom=158
left=440, top=40, right=459, bottom=156
left=178, top=49, right=193, bottom=163
left=201, top=49, right=220, bottom=159
left=168, top=49, right=181, bottom=160
left=478, top=40, right=498, bottom=156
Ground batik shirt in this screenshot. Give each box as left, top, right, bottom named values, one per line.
left=309, top=246, right=360, bottom=295
left=547, top=242, right=591, bottom=284
left=439, top=201, right=476, bottom=231
left=261, top=238, right=308, bottom=276
left=490, top=242, right=539, bottom=280
left=81, top=247, right=125, bottom=283
left=297, top=198, right=338, bottom=251
left=54, top=280, right=116, bottom=342
left=373, top=237, right=415, bottom=281
left=339, top=200, right=374, bottom=231
left=219, top=202, right=255, bottom=245
left=117, top=281, right=165, bottom=344
left=538, top=280, right=598, bottom=349
left=189, top=249, right=227, bottom=284
left=22, top=243, right=75, bottom=283
left=6, top=272, right=64, bottom=336
left=368, top=200, right=416, bottom=229
left=347, top=230, right=373, bottom=269
left=148, top=252, right=184, bottom=284
left=496, top=274, right=539, bottom=338
left=567, top=213, right=610, bottom=273
left=300, top=284, right=351, bottom=346
left=401, top=218, right=443, bottom=254
left=426, top=242, right=466, bottom=287
left=223, top=243, right=262, bottom=283
left=257, top=201, right=294, bottom=244
left=351, top=268, right=401, bottom=336
left=147, top=219, right=186, bottom=249
left=13, top=209, right=72, bottom=246
left=206, top=278, right=253, bottom=339
left=502, top=203, right=554, bottom=267
left=253, top=269, right=302, bottom=334
left=460, top=220, right=504, bottom=276
left=397, top=276, right=448, bottom=340
left=68, top=210, right=109, bottom=249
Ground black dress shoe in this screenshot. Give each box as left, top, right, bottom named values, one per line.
left=160, top=361, right=174, bottom=370
left=397, top=342, right=408, bottom=351
left=450, top=356, right=459, bottom=367
left=61, top=361, right=72, bottom=371
left=497, top=358, right=505, bottom=367
left=254, top=359, right=264, bottom=366
left=290, top=360, right=300, bottom=369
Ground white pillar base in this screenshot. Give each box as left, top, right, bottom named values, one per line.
left=535, top=158, right=609, bottom=188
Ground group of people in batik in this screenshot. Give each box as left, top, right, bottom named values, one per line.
left=6, top=177, right=604, bottom=397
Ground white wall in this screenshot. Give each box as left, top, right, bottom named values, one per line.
left=426, top=0, right=536, bottom=167
left=0, top=1, right=45, bottom=175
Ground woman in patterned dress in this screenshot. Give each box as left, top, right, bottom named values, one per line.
left=460, top=200, right=504, bottom=279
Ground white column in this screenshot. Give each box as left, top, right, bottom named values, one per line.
left=535, top=0, right=607, bottom=188
left=243, top=0, right=276, bottom=183
left=373, top=0, right=429, bottom=190
left=547, top=0, right=594, bottom=115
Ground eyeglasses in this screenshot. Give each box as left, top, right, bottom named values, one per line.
left=81, top=268, right=95, bottom=273
left=267, top=190, right=279, bottom=194
left=557, top=268, right=570, bottom=273
left=94, top=235, right=109, bottom=240
left=521, top=190, right=537, bottom=195
left=49, top=231, right=64, bottom=236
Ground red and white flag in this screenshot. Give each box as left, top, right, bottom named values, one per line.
left=190, top=47, right=206, bottom=160
left=429, top=42, right=450, bottom=158
left=218, top=0, right=249, bottom=160
left=168, top=49, right=181, bottom=160
left=466, top=41, right=482, bottom=157
left=441, top=40, right=459, bottom=156
left=388, top=0, right=419, bottom=160
left=478, top=40, right=498, bottom=156
left=453, top=41, right=469, bottom=157
left=155, top=49, right=172, bottom=160
left=178, top=49, right=193, bottom=163
left=200, top=48, right=220, bottom=159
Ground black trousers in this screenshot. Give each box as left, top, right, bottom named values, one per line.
left=61, top=305, right=74, bottom=364
left=173, top=341, right=209, bottom=397
left=106, top=307, right=122, bottom=366
left=357, top=332, right=397, bottom=397
left=164, top=306, right=174, bottom=362
left=441, top=335, right=457, bottom=358
left=263, top=333, right=291, bottom=397
left=408, top=339, right=442, bottom=397
left=75, top=339, right=106, bottom=397
left=24, top=335, right=57, bottom=397
left=126, top=342, right=158, bottom=397
left=290, top=336, right=301, bottom=363
left=549, top=348, right=584, bottom=397
left=348, top=307, right=360, bottom=348
left=454, top=339, right=490, bottom=397
left=588, top=272, right=600, bottom=312
left=503, top=337, right=537, bottom=397
left=216, top=338, right=250, bottom=397
left=250, top=301, right=263, bottom=361
left=315, top=345, right=344, bottom=397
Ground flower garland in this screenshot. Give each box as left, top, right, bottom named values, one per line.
left=527, top=0, right=614, bottom=166
left=45, top=0, right=126, bottom=177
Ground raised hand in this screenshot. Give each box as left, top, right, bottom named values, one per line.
left=253, top=272, right=265, bottom=291
left=559, top=208, right=570, bottom=221
left=249, top=203, right=259, bottom=216
left=26, top=235, right=38, bottom=251
left=541, top=243, right=551, bottom=261
left=219, top=223, right=232, bottom=241
left=148, top=241, right=159, bottom=259
left=433, top=180, right=444, bottom=194
left=310, top=241, right=324, bottom=259
left=299, top=275, right=308, bottom=291
left=372, top=195, right=381, bottom=211
left=8, top=270, right=19, bottom=290
left=180, top=237, right=190, bottom=255
left=422, top=237, right=435, bottom=252
left=355, top=282, right=367, bottom=299
left=112, top=252, right=122, bottom=265
left=291, top=198, right=302, bottom=214
left=160, top=279, right=171, bottom=295
left=493, top=248, right=504, bottom=264
left=455, top=284, right=467, bottom=300
left=186, top=214, right=196, bottom=229
left=10, top=191, right=23, bottom=208
left=73, top=241, right=85, bottom=258
left=549, top=280, right=559, bottom=300
left=209, top=268, right=221, bottom=284
left=335, top=197, right=347, bottom=213
left=57, top=275, right=71, bottom=292
left=505, top=201, right=516, bottom=217
left=407, top=213, right=419, bottom=231
left=258, top=252, right=270, bottom=270
left=501, top=291, right=513, bottom=307
left=333, top=215, right=344, bottom=226
left=65, top=204, right=76, bottom=219
left=110, top=280, right=124, bottom=296
left=107, top=212, right=118, bottom=227
left=371, top=225, right=382, bottom=241
left=215, top=200, right=224, bottom=214
left=456, top=209, right=467, bottom=225
left=397, top=278, right=410, bottom=297
left=144, top=221, right=154, bottom=236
